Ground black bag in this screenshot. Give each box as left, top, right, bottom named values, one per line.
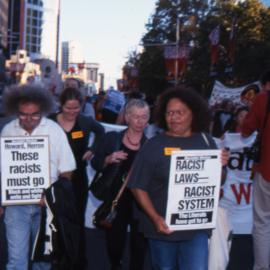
left=92, top=200, right=117, bottom=229
left=89, top=132, right=122, bottom=201
left=89, top=171, right=115, bottom=201
left=92, top=171, right=130, bottom=229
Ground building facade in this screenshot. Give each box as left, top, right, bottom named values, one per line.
left=8, top=0, right=60, bottom=62
left=0, top=0, right=9, bottom=50
left=61, top=40, right=84, bottom=72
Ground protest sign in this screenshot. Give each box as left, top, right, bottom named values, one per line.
left=165, top=149, right=221, bottom=230
left=216, top=133, right=255, bottom=234
left=1, top=136, right=50, bottom=205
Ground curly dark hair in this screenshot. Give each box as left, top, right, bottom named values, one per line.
left=59, top=87, right=83, bottom=106
left=155, top=86, right=211, bottom=133
left=3, top=83, right=54, bottom=116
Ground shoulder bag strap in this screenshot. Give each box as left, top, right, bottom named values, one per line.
left=201, top=132, right=210, bottom=147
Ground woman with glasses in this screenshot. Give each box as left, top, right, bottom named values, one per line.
left=128, top=87, right=229, bottom=270
left=50, top=87, right=104, bottom=268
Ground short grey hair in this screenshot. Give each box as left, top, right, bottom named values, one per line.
left=3, top=83, right=55, bottom=116
left=125, top=99, right=149, bottom=115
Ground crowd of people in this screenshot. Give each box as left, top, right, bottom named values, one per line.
left=0, top=70, right=269, bottom=270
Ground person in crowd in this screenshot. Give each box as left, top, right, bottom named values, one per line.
left=49, top=87, right=105, bottom=267
left=241, top=70, right=270, bottom=270
left=91, top=99, right=150, bottom=270
left=64, top=78, right=96, bottom=118
left=128, top=87, right=228, bottom=270
left=223, top=106, right=249, bottom=134
left=219, top=106, right=254, bottom=269
left=211, top=98, right=235, bottom=137
left=64, top=77, right=83, bottom=90
left=93, top=90, right=106, bottom=121
left=101, top=87, right=126, bottom=124
left=116, top=91, right=145, bottom=125
left=1, top=84, right=76, bottom=270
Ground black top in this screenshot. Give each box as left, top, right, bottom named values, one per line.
left=128, top=132, right=217, bottom=241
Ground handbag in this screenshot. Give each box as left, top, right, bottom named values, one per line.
left=92, top=173, right=130, bottom=229
left=89, top=132, right=122, bottom=201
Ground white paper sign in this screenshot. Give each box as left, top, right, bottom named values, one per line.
left=1, top=136, right=51, bottom=205
left=165, top=149, right=222, bottom=230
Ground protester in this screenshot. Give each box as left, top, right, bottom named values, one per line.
left=101, top=87, right=126, bottom=124
left=128, top=87, right=228, bottom=270
left=219, top=106, right=254, bottom=269
left=211, top=98, right=234, bottom=137
left=1, top=84, right=76, bottom=270
left=91, top=99, right=150, bottom=270
left=241, top=70, right=270, bottom=270
left=50, top=87, right=104, bottom=268
left=223, top=106, right=249, bottom=134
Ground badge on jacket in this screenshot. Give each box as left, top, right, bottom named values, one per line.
left=71, top=131, right=84, bottom=139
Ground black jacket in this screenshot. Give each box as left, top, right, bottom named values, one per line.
left=90, top=130, right=147, bottom=201
left=32, top=178, right=80, bottom=270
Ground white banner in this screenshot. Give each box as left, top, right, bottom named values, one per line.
left=1, top=136, right=51, bottom=205
left=216, top=133, right=256, bottom=234
left=209, top=80, right=260, bottom=108
left=165, top=150, right=222, bottom=231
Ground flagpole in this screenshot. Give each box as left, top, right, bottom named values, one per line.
left=174, top=0, right=180, bottom=86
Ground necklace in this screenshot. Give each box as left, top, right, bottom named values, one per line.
left=126, top=132, right=141, bottom=146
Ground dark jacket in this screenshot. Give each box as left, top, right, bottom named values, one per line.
left=32, top=178, right=80, bottom=270
left=90, top=130, right=147, bottom=201
left=49, top=113, right=105, bottom=153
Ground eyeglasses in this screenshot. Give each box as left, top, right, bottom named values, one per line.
left=165, top=110, right=186, bottom=117
left=18, top=111, right=41, bottom=120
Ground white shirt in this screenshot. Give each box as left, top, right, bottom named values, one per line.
left=1, top=117, right=76, bottom=182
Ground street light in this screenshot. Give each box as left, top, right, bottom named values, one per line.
left=174, top=0, right=181, bottom=86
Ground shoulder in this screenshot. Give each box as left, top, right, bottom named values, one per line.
left=1, top=119, right=17, bottom=135
left=42, top=118, right=65, bottom=133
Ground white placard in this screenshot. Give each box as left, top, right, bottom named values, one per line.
left=1, top=136, right=51, bottom=205
left=165, top=149, right=222, bottom=231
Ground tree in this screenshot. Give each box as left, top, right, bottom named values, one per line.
left=125, top=0, right=270, bottom=98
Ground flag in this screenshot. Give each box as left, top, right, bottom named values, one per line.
left=164, top=45, right=190, bottom=80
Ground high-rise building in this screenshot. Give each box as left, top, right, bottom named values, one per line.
left=8, top=0, right=60, bottom=63
left=0, top=0, right=9, bottom=51
left=61, top=40, right=84, bottom=72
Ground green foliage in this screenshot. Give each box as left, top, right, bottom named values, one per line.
left=125, top=0, right=270, bottom=99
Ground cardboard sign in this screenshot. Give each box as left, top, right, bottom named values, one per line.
left=1, top=136, right=51, bottom=205
left=165, top=149, right=221, bottom=230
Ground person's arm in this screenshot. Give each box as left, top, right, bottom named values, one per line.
left=91, top=132, right=119, bottom=171
left=86, top=117, right=105, bottom=153
left=131, top=188, right=173, bottom=235
left=241, top=93, right=264, bottom=137
left=59, top=171, right=73, bottom=180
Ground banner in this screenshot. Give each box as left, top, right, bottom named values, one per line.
left=164, top=45, right=189, bottom=80
left=216, top=132, right=256, bottom=234
left=165, top=149, right=221, bottom=231
left=209, top=80, right=260, bottom=109
left=1, top=136, right=50, bottom=205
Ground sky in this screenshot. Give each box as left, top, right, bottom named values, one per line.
left=60, top=0, right=157, bottom=89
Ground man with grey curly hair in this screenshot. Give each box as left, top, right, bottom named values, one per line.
left=1, top=84, right=76, bottom=270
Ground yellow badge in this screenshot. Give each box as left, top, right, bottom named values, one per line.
left=164, top=147, right=181, bottom=156
left=71, top=131, right=84, bottom=139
